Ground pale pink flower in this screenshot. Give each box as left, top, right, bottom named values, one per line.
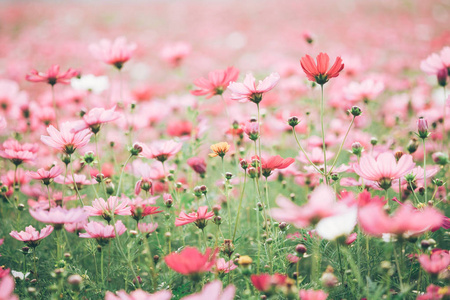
left=358, top=202, right=444, bottom=237
left=299, top=289, right=329, bottom=300
left=26, top=64, right=78, bottom=85
left=105, top=289, right=172, bottom=300
left=0, top=79, right=27, bottom=113
left=142, top=140, right=182, bottom=162
left=29, top=207, right=88, bottom=226
left=72, top=106, right=121, bottom=133
left=84, top=196, right=131, bottom=221
left=181, top=280, right=235, bottom=300
left=64, top=219, right=88, bottom=233
left=228, top=72, right=280, bottom=103
left=89, top=37, right=137, bottom=69
left=137, top=222, right=158, bottom=234
left=418, top=250, right=450, bottom=274
left=0, top=274, right=19, bottom=300
left=353, top=152, right=415, bottom=190
left=160, top=42, right=191, bottom=68
left=27, top=165, right=63, bottom=185
left=54, top=174, right=97, bottom=187
left=10, top=225, right=53, bottom=247
left=420, top=48, right=447, bottom=76
left=343, top=78, right=385, bottom=103
left=213, top=258, right=237, bottom=274
left=191, top=67, right=240, bottom=98
left=0, top=139, right=38, bottom=166
left=175, top=206, right=214, bottom=228
left=271, top=185, right=347, bottom=228
left=79, top=220, right=127, bottom=242
left=41, top=122, right=93, bottom=154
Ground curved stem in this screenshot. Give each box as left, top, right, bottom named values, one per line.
left=292, top=128, right=323, bottom=175
left=115, top=154, right=133, bottom=197
left=70, top=157, right=84, bottom=206
left=328, top=117, right=355, bottom=174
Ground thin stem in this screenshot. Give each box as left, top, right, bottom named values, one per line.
left=393, top=244, right=404, bottom=290
left=232, top=172, right=247, bottom=241
left=46, top=185, right=52, bottom=209
left=336, top=242, right=345, bottom=283
left=253, top=178, right=261, bottom=274
left=101, top=247, right=104, bottom=287
left=328, top=117, right=355, bottom=174
left=422, top=139, right=427, bottom=202
left=70, top=157, right=84, bottom=206
left=443, top=87, right=447, bottom=150
left=51, top=85, right=59, bottom=125
left=115, top=154, right=133, bottom=197
left=292, top=128, right=323, bottom=175
left=408, top=181, right=420, bottom=204
left=320, top=84, right=329, bottom=185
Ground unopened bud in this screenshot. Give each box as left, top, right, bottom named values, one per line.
left=417, top=117, right=429, bottom=139
left=130, top=143, right=143, bottom=156
left=288, top=116, right=300, bottom=127
left=394, top=151, right=403, bottom=161
left=370, top=137, right=378, bottom=146
left=350, top=106, right=362, bottom=117
left=437, top=68, right=448, bottom=87
left=407, top=138, right=419, bottom=154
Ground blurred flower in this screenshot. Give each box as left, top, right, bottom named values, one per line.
left=299, top=289, right=329, bottom=300
left=164, top=247, right=218, bottom=275
left=71, top=74, right=109, bottom=94
left=213, top=258, right=237, bottom=274
left=418, top=250, right=450, bottom=274
left=137, top=222, right=158, bottom=234
left=187, top=157, right=207, bottom=176
left=251, top=273, right=287, bottom=292
left=0, top=139, right=38, bottom=166
left=258, top=155, right=295, bottom=178
left=181, top=280, right=235, bottom=300
left=160, top=42, right=191, bottom=68
left=209, top=142, right=230, bottom=158
left=26, top=64, right=78, bottom=85
left=142, top=140, right=182, bottom=162
left=89, top=37, right=137, bottom=70
left=72, top=106, right=121, bottom=134
left=191, top=66, right=239, bottom=98
left=29, top=207, right=88, bottom=226
left=315, top=207, right=357, bottom=240
left=105, top=290, right=172, bottom=300
left=0, top=273, right=18, bottom=300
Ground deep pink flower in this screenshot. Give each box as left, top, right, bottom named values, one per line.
left=0, top=139, right=38, bottom=166
left=175, top=206, right=214, bottom=228
left=353, top=152, right=415, bottom=190
left=299, top=289, right=329, bottom=300
left=29, top=207, right=88, bottom=226
left=257, top=155, right=295, bottom=178
left=181, top=280, right=235, bottom=300
left=105, top=289, right=172, bottom=300
left=300, top=52, right=344, bottom=85
left=228, top=72, right=280, bottom=104
left=164, top=247, right=218, bottom=275
left=127, top=197, right=163, bottom=221
left=191, top=67, right=239, bottom=99
left=89, top=37, right=137, bottom=69
left=27, top=165, right=63, bottom=185
left=418, top=250, right=450, bottom=274
left=41, top=122, right=93, bottom=155
left=72, top=106, right=121, bottom=134
left=79, top=220, right=127, bottom=245
left=26, top=65, right=78, bottom=85
left=287, top=253, right=301, bottom=264
left=358, top=202, right=444, bottom=237
left=142, top=140, right=182, bottom=162
left=187, top=157, right=207, bottom=176
left=137, top=222, right=158, bottom=234
left=250, top=273, right=287, bottom=292
left=84, top=196, right=131, bottom=221
left=10, top=225, right=53, bottom=247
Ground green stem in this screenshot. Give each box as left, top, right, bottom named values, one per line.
left=393, top=243, right=404, bottom=291
left=292, top=127, right=323, bottom=175
left=320, top=84, right=329, bottom=185
left=115, top=154, right=133, bottom=197
left=422, top=138, right=427, bottom=202
left=232, top=172, right=247, bottom=241
left=253, top=178, right=261, bottom=274
left=328, top=117, right=355, bottom=174
left=101, top=247, right=104, bottom=287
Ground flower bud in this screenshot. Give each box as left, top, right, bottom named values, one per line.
left=394, top=151, right=403, bottom=161
left=432, top=152, right=448, bottom=166
left=238, top=255, right=253, bottom=267
left=288, top=116, right=300, bottom=127
left=95, top=173, right=105, bottom=183
left=434, top=179, right=444, bottom=187
left=213, top=215, right=222, bottom=225
left=351, top=142, right=363, bottom=156
left=370, top=137, right=378, bottom=146
left=239, top=159, right=248, bottom=170
left=279, top=222, right=288, bottom=231
left=320, top=266, right=338, bottom=288
left=193, top=186, right=203, bottom=197
left=417, top=117, right=429, bottom=139
left=349, top=106, right=362, bottom=117
left=295, top=244, right=307, bottom=255
left=248, top=167, right=258, bottom=178
left=105, top=179, right=115, bottom=195
left=200, top=185, right=207, bottom=194
left=130, top=143, right=143, bottom=156
left=407, top=138, right=419, bottom=154
left=68, top=274, right=83, bottom=286
left=225, top=172, right=233, bottom=180
left=213, top=205, right=221, bottom=215
left=153, top=255, right=159, bottom=264
left=437, top=68, right=448, bottom=87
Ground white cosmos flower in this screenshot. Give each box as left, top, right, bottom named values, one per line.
left=316, top=207, right=357, bottom=240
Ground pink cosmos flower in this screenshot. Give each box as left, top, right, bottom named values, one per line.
left=127, top=196, right=163, bottom=221
left=344, top=78, right=385, bottom=103
left=243, top=120, right=259, bottom=140
left=10, top=225, right=53, bottom=248
left=300, top=52, right=344, bottom=85
left=0, top=139, right=38, bottom=166
left=175, top=206, right=215, bottom=228
left=0, top=273, right=19, bottom=300
left=137, top=222, right=158, bottom=234
left=105, top=289, right=172, bottom=300
left=187, top=157, right=207, bottom=176
left=299, top=289, right=329, bottom=300
left=287, top=253, right=301, bottom=264
left=41, top=122, right=93, bottom=155
left=418, top=250, right=450, bottom=274
left=257, top=155, right=295, bottom=178
left=420, top=47, right=450, bottom=76
left=164, top=247, right=218, bottom=275
left=30, top=207, right=88, bottom=226
left=27, top=165, right=63, bottom=185
left=417, top=284, right=450, bottom=300
left=191, top=67, right=240, bottom=98
left=353, top=152, right=415, bottom=190
left=79, top=220, right=127, bottom=244
left=271, top=185, right=348, bottom=228
left=181, top=280, right=235, bottom=300
left=228, top=72, right=280, bottom=104
left=142, top=140, right=182, bottom=162
left=213, top=258, right=237, bottom=274
left=54, top=174, right=97, bottom=188
left=84, top=196, right=131, bottom=221
left=64, top=219, right=88, bottom=233
left=26, top=64, right=78, bottom=85
left=160, top=42, right=191, bottom=68
left=72, top=106, right=121, bottom=134
left=251, top=273, right=287, bottom=292
left=89, top=37, right=137, bottom=69
left=358, top=202, right=444, bottom=237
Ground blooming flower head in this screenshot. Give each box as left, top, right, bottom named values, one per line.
left=10, top=225, right=53, bottom=248
left=79, top=220, right=127, bottom=246
left=343, top=78, right=385, bottom=103
left=127, top=197, right=163, bottom=221
left=191, top=67, right=240, bottom=99
left=358, top=202, right=444, bottom=237
left=300, top=52, right=344, bottom=85
left=181, top=280, right=235, bottom=300
left=164, top=247, right=218, bottom=276
left=187, top=157, right=207, bottom=176
left=353, top=152, right=415, bottom=190
left=209, top=142, right=230, bottom=158
left=84, top=196, right=131, bottom=222
left=41, top=122, right=93, bottom=155
left=0, top=273, right=19, bottom=300
left=30, top=207, right=88, bottom=228
left=27, top=165, right=63, bottom=185
left=26, top=64, right=78, bottom=86
left=105, top=290, right=172, bottom=300
left=258, top=155, right=295, bottom=178
left=72, top=106, right=121, bottom=134
left=299, top=289, right=329, bottom=300
left=142, top=140, right=182, bottom=162
left=54, top=174, right=97, bottom=190
left=420, top=47, right=450, bottom=77
left=251, top=273, right=288, bottom=292
left=213, top=258, right=237, bottom=274
left=137, top=222, right=158, bottom=235
left=0, top=139, right=39, bottom=166
left=418, top=250, right=450, bottom=274
left=175, top=206, right=214, bottom=229
left=160, top=42, right=191, bottom=68
left=228, top=72, right=280, bottom=103
left=89, top=37, right=137, bottom=69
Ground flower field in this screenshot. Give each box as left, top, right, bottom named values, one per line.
left=0, top=0, right=449, bottom=299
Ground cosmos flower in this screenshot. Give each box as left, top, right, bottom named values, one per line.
left=10, top=225, right=54, bottom=248
left=29, top=207, right=88, bottom=226
left=209, top=142, right=230, bottom=158
left=142, top=140, right=182, bottom=162
left=418, top=250, right=450, bottom=274
left=89, top=37, right=137, bottom=69
left=191, top=67, right=240, bottom=99
left=105, top=289, right=172, bottom=300
left=41, top=122, right=93, bottom=155
left=84, top=196, right=131, bottom=222
left=228, top=72, right=280, bottom=104
left=27, top=166, right=63, bottom=185
left=26, top=65, right=78, bottom=85
left=175, top=206, right=214, bottom=229
left=300, top=52, right=344, bottom=85
left=181, top=280, right=235, bottom=300
left=72, top=106, right=121, bottom=134
left=0, top=139, right=38, bottom=166
left=164, top=247, right=218, bottom=275
left=79, top=220, right=127, bottom=245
